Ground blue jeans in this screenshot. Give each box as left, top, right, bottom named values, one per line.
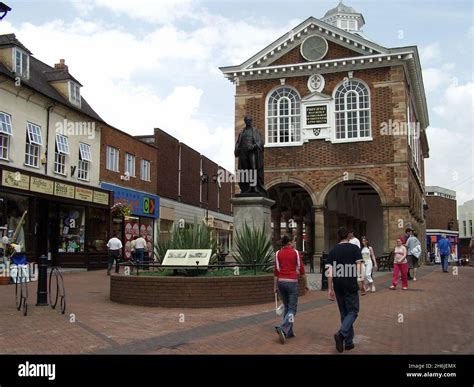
left=335, top=290, right=359, bottom=346
left=135, top=249, right=145, bottom=266
left=440, top=255, right=449, bottom=272
left=277, top=281, right=298, bottom=337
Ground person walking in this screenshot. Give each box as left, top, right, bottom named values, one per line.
left=131, top=234, right=147, bottom=268
left=274, top=235, right=309, bottom=344
left=438, top=234, right=452, bottom=273
left=327, top=227, right=365, bottom=353
left=390, top=239, right=408, bottom=290
left=348, top=230, right=361, bottom=248
left=406, top=230, right=422, bottom=281
left=106, top=233, right=123, bottom=276
left=361, top=236, right=377, bottom=292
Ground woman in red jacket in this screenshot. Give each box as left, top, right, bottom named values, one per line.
left=274, top=235, right=309, bottom=344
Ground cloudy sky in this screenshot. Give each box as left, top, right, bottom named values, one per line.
left=1, top=0, right=472, bottom=205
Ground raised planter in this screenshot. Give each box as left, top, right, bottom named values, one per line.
left=0, top=276, right=10, bottom=285
left=110, top=274, right=306, bottom=308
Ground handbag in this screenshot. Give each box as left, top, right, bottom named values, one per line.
left=412, top=244, right=422, bottom=259
left=275, top=293, right=284, bottom=316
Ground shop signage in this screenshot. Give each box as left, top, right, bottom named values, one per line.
left=30, top=177, right=54, bottom=195
left=306, top=105, right=327, bottom=125
left=75, top=187, right=93, bottom=202
left=100, top=182, right=160, bottom=218
left=54, top=182, right=75, bottom=199
left=1, top=170, right=30, bottom=190
left=93, top=191, right=109, bottom=205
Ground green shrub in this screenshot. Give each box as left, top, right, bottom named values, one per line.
left=233, top=223, right=274, bottom=272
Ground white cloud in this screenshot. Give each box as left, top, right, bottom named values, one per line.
left=420, top=42, right=440, bottom=64
left=73, top=0, right=199, bottom=24
left=422, top=63, right=456, bottom=93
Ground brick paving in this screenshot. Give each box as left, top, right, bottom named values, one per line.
left=0, top=264, right=472, bottom=354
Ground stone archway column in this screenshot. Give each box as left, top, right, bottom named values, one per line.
left=382, top=205, right=390, bottom=254
left=313, top=205, right=326, bottom=268
left=272, top=210, right=281, bottom=244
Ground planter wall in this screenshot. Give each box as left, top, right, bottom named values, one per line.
left=110, top=274, right=306, bottom=308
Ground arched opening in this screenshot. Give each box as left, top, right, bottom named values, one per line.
left=268, top=182, right=314, bottom=255
left=324, top=180, right=383, bottom=255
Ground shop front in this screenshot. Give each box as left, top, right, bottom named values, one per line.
left=426, top=230, right=459, bottom=263
left=100, top=183, right=159, bottom=261
left=0, top=167, right=111, bottom=269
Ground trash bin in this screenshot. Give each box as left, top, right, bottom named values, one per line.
left=320, top=252, right=328, bottom=291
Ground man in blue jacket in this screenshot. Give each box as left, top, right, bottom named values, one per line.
left=437, top=234, right=452, bottom=273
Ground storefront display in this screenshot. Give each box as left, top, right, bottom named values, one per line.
left=0, top=167, right=111, bottom=268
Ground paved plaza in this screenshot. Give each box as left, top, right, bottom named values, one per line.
left=0, top=265, right=472, bottom=355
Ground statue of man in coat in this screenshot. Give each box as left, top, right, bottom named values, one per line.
left=234, top=116, right=267, bottom=196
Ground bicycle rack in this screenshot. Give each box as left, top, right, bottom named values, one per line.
left=15, top=270, right=28, bottom=317
left=49, top=266, right=66, bottom=314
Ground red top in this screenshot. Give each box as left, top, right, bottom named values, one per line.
left=274, top=246, right=305, bottom=280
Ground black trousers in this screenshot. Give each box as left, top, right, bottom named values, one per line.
left=108, top=250, right=120, bottom=273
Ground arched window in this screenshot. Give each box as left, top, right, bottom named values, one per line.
left=334, top=80, right=371, bottom=140
left=266, top=87, right=301, bottom=145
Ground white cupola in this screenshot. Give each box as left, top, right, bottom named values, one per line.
left=321, top=1, right=365, bottom=33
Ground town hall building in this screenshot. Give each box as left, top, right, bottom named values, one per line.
left=220, top=2, right=430, bottom=263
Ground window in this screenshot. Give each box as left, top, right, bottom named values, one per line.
left=407, top=102, right=421, bottom=171
left=106, top=146, right=119, bottom=172
left=0, top=112, right=13, bottom=135
left=69, top=81, right=81, bottom=107
left=25, top=123, right=42, bottom=168
left=266, top=87, right=301, bottom=145
left=125, top=153, right=135, bottom=177
left=54, top=134, right=69, bottom=174
left=55, top=134, right=70, bottom=155
left=469, top=220, right=473, bottom=236
left=78, top=143, right=91, bottom=181
left=58, top=205, right=85, bottom=253
left=13, top=48, right=29, bottom=79
left=0, top=134, right=9, bottom=160
left=141, top=159, right=150, bottom=181
left=54, top=152, right=66, bottom=175
left=79, top=143, right=92, bottom=162
left=0, top=112, right=12, bottom=161
left=334, top=79, right=371, bottom=141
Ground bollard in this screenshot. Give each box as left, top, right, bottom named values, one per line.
left=36, top=254, right=48, bottom=306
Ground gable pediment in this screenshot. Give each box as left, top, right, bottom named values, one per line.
left=302, top=91, right=332, bottom=102
left=220, top=17, right=387, bottom=73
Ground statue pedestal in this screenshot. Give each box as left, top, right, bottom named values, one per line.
left=230, top=196, right=275, bottom=252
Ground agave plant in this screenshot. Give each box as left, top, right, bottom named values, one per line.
left=154, top=219, right=217, bottom=264
left=233, top=223, right=274, bottom=272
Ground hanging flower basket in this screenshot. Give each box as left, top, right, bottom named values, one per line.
left=111, top=203, right=131, bottom=219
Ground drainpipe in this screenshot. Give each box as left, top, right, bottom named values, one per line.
left=44, top=104, right=55, bottom=175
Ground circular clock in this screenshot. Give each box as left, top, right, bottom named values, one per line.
left=308, top=74, right=325, bottom=92
left=300, top=35, right=328, bottom=61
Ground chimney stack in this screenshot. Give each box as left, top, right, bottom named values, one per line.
left=54, top=59, right=68, bottom=70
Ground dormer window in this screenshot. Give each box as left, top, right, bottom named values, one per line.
left=69, top=81, right=81, bottom=107
left=13, top=47, right=29, bottom=79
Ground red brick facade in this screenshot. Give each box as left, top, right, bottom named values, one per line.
left=425, top=196, right=458, bottom=231
left=232, top=39, right=428, bottom=256
left=100, top=125, right=158, bottom=195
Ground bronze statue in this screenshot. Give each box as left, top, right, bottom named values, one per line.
left=234, top=116, right=267, bottom=196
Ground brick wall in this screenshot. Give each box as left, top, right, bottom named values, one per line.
left=110, top=274, right=306, bottom=308
left=154, top=129, right=180, bottom=201
left=180, top=143, right=201, bottom=207
left=270, top=39, right=362, bottom=67
left=201, top=156, right=219, bottom=212
left=425, top=196, right=458, bottom=231
left=100, top=125, right=157, bottom=194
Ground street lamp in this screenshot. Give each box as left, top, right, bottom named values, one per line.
left=0, top=2, right=11, bottom=21
left=200, top=172, right=218, bottom=225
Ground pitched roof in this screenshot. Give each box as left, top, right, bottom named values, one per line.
left=0, top=33, right=32, bottom=54
left=0, top=34, right=103, bottom=123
